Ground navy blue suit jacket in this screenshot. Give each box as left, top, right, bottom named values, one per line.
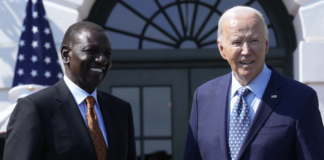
left=184, top=65, right=324, bottom=160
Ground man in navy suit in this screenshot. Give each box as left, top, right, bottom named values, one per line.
left=183, top=6, right=324, bottom=160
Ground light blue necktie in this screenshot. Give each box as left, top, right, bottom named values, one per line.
left=228, top=87, right=251, bottom=160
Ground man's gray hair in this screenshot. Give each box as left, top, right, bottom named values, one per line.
left=217, top=6, right=268, bottom=43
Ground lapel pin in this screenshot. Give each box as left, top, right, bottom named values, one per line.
left=271, top=95, right=277, bottom=98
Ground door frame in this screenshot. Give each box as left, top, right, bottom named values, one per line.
left=99, top=69, right=189, bottom=160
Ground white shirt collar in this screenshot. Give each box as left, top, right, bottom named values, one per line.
left=231, top=64, right=271, bottom=98
left=63, top=76, right=98, bottom=105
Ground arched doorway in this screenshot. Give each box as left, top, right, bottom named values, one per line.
left=86, top=0, right=296, bottom=159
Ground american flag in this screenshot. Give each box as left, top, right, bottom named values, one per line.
left=12, top=0, right=63, bottom=87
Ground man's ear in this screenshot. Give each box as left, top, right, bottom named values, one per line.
left=61, top=45, right=70, bottom=64
left=217, top=40, right=227, bottom=60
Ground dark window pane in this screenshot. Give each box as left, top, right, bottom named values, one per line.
left=143, top=87, right=171, bottom=136
left=123, top=0, right=158, bottom=19
left=144, top=25, right=175, bottom=43
left=142, top=40, right=174, bottom=49
left=106, top=3, right=146, bottom=35
left=158, top=0, right=176, bottom=7
left=111, top=87, right=141, bottom=137
left=250, top=1, right=271, bottom=25
left=268, top=28, right=277, bottom=47
left=217, top=0, right=250, bottom=13
left=153, top=13, right=178, bottom=38
left=144, top=140, right=172, bottom=159
left=198, top=13, right=220, bottom=40
left=165, top=5, right=184, bottom=37
left=106, top=31, right=139, bottom=50
left=200, top=0, right=219, bottom=6
left=180, top=40, right=197, bottom=49
left=193, top=5, right=210, bottom=36
left=181, top=3, right=195, bottom=37
left=136, top=140, right=141, bottom=156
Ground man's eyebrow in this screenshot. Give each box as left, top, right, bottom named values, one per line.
left=230, top=37, right=241, bottom=41
left=251, top=34, right=259, bottom=39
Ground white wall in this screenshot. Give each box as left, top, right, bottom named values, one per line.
left=0, top=0, right=95, bottom=111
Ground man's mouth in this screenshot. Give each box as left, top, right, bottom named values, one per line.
left=90, top=68, right=105, bottom=72
left=240, top=61, right=253, bottom=65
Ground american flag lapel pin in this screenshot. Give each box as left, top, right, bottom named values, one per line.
left=271, top=95, right=277, bottom=98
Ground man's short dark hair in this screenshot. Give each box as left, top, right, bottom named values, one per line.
left=62, top=21, right=105, bottom=47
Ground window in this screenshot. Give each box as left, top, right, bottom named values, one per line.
left=104, top=0, right=277, bottom=49
left=112, top=86, right=173, bottom=159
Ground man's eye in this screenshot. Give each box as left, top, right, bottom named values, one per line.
left=85, top=49, right=96, bottom=53
left=233, top=42, right=241, bottom=45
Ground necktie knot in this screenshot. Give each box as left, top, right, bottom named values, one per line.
left=86, top=96, right=95, bottom=108
left=237, top=87, right=250, bottom=98
left=86, top=96, right=95, bottom=109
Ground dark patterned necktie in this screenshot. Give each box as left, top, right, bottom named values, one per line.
left=228, top=87, right=251, bottom=160
left=86, top=96, right=108, bottom=160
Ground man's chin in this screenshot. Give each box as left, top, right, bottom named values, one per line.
left=88, top=81, right=102, bottom=87
left=84, top=79, right=103, bottom=90
left=234, top=70, right=257, bottom=84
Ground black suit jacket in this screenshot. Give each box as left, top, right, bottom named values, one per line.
left=184, top=65, right=324, bottom=160
left=4, top=80, right=136, bottom=160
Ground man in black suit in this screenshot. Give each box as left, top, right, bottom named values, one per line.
left=4, top=21, right=136, bottom=160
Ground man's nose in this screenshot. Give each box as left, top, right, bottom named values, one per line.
left=241, top=42, right=251, bottom=55
left=95, top=52, right=107, bottom=65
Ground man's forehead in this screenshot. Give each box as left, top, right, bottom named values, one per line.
left=228, top=14, right=258, bottom=25
left=225, top=20, right=262, bottom=39
left=76, top=28, right=94, bottom=38
left=225, top=16, right=260, bottom=30
left=74, top=28, right=108, bottom=41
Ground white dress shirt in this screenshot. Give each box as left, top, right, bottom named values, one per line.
left=227, top=64, right=272, bottom=135
left=64, top=76, right=108, bottom=147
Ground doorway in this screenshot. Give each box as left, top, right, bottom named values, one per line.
left=99, top=69, right=189, bottom=160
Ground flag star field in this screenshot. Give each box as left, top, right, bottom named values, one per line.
left=12, top=0, right=63, bottom=87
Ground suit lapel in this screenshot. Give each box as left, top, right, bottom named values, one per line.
left=214, top=73, right=232, bottom=160
left=55, top=80, right=97, bottom=160
left=237, top=66, right=283, bottom=159
left=97, top=91, right=116, bottom=160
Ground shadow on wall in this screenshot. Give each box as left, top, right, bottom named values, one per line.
left=0, top=1, right=26, bottom=43
left=0, top=47, right=17, bottom=88
left=46, top=15, right=65, bottom=44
